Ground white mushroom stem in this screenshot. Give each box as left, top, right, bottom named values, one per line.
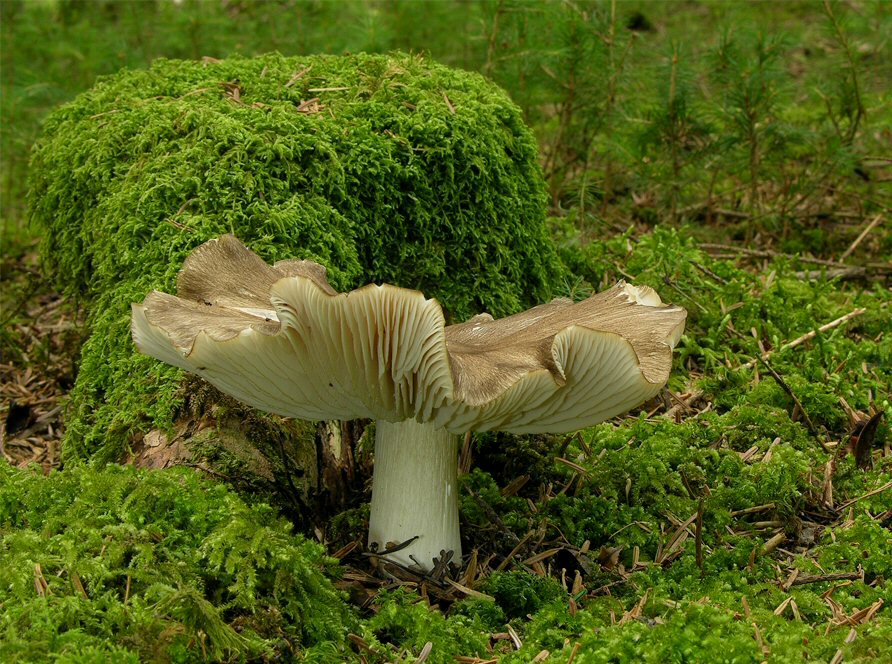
left=368, top=419, right=461, bottom=569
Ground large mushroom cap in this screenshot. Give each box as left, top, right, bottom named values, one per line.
left=132, top=235, right=686, bottom=432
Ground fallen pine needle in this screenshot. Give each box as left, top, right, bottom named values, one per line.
left=445, top=579, right=495, bottom=601
left=837, top=480, right=892, bottom=510
left=414, top=641, right=433, bottom=664
left=506, top=624, right=523, bottom=650
left=829, top=627, right=858, bottom=664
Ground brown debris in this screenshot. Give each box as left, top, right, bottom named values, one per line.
left=837, top=480, right=892, bottom=510
left=760, top=532, right=786, bottom=556
left=790, top=571, right=863, bottom=587
left=33, top=563, right=50, bottom=596
left=296, top=98, right=323, bottom=114
left=1, top=247, right=83, bottom=472
left=845, top=409, right=885, bottom=469
left=752, top=621, right=769, bottom=659
left=442, top=93, right=456, bottom=115
left=824, top=584, right=885, bottom=627
left=838, top=213, right=885, bottom=262
left=307, top=86, right=351, bottom=92
left=655, top=511, right=698, bottom=565
left=127, top=427, right=189, bottom=469
left=828, top=628, right=858, bottom=664
left=619, top=589, right=649, bottom=625
left=219, top=80, right=242, bottom=104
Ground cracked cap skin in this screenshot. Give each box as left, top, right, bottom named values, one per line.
left=132, top=234, right=687, bottom=434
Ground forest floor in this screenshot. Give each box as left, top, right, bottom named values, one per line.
left=1, top=1, right=891, bottom=662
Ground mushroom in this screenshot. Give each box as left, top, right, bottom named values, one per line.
left=132, top=235, right=686, bottom=569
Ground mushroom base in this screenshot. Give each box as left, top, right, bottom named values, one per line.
left=368, top=419, right=461, bottom=570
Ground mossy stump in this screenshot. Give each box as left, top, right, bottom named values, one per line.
left=27, top=52, right=563, bottom=518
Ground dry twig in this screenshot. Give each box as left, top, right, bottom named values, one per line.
left=839, top=213, right=885, bottom=261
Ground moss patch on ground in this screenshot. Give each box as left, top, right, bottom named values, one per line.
left=0, top=463, right=354, bottom=662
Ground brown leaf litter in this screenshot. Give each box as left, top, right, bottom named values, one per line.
left=1, top=246, right=83, bottom=472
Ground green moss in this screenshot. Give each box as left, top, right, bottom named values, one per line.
left=474, top=430, right=565, bottom=488
left=27, top=52, right=563, bottom=462
left=450, top=597, right=507, bottom=632
left=574, top=601, right=781, bottom=663
left=817, top=515, right=892, bottom=578
left=459, top=467, right=530, bottom=535
left=491, top=583, right=892, bottom=663
left=359, top=588, right=489, bottom=663
left=326, top=504, right=370, bottom=550
left=0, top=463, right=353, bottom=662
left=449, top=391, right=889, bottom=661
left=480, top=571, right=566, bottom=620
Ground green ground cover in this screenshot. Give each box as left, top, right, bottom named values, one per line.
left=1, top=1, right=889, bottom=662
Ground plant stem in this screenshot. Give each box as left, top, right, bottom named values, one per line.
left=598, top=0, right=618, bottom=216
left=484, top=0, right=504, bottom=77
left=823, top=0, right=865, bottom=143
left=368, top=419, right=461, bottom=569
left=669, top=47, right=680, bottom=224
